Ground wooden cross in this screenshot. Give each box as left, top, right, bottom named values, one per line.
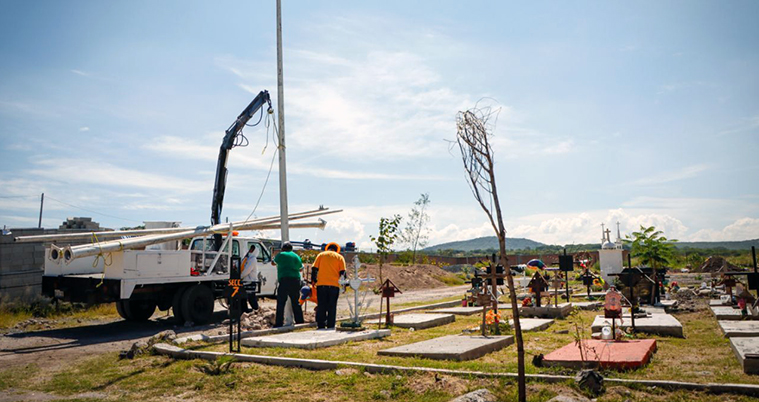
left=477, top=260, right=507, bottom=336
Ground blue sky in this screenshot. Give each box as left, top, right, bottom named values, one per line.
left=1, top=1, right=757, bottom=249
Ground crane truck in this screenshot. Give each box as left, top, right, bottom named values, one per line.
left=38, top=90, right=310, bottom=325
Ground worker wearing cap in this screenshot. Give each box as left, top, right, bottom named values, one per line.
left=272, top=242, right=305, bottom=327
left=311, top=242, right=346, bottom=329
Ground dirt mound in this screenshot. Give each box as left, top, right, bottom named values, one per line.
left=697, top=256, right=742, bottom=274
left=360, top=264, right=462, bottom=290
left=671, top=288, right=706, bottom=312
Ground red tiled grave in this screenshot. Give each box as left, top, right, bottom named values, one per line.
left=542, top=339, right=657, bottom=370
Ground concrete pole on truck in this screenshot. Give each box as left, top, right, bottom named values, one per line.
left=276, top=0, right=289, bottom=243
left=38, top=193, right=44, bottom=228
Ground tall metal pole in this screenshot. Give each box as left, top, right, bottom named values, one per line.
left=38, top=193, right=44, bottom=228
left=276, top=0, right=289, bottom=242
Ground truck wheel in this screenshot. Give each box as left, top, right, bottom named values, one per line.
left=172, top=287, right=187, bottom=324
left=181, top=284, right=214, bottom=325
left=123, top=299, right=157, bottom=321
left=116, top=300, right=131, bottom=320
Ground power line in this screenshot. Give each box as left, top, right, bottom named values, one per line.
left=44, top=195, right=141, bottom=223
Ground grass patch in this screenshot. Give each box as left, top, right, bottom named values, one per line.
left=0, top=364, right=39, bottom=391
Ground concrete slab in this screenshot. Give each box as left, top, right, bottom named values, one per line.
left=543, top=339, right=657, bottom=370
left=729, top=337, right=759, bottom=374
left=573, top=301, right=602, bottom=310
left=520, top=303, right=573, bottom=319
left=719, top=321, right=759, bottom=338
left=367, top=313, right=455, bottom=329
left=241, top=329, right=390, bottom=350
left=711, top=306, right=757, bottom=321
left=378, top=334, right=513, bottom=361
left=509, top=318, right=554, bottom=332
left=429, top=305, right=509, bottom=316
left=711, top=299, right=731, bottom=306
left=591, top=314, right=683, bottom=337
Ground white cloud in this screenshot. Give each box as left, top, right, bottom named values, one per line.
left=79, top=126, right=90, bottom=132
left=70, top=69, right=90, bottom=77
left=26, top=159, right=208, bottom=194
left=144, top=135, right=447, bottom=181
left=690, top=218, right=759, bottom=241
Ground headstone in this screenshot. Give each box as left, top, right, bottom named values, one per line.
left=241, top=329, right=390, bottom=349
left=508, top=318, right=554, bottom=332
left=711, top=306, right=758, bottom=321
left=431, top=305, right=509, bottom=316
left=591, top=314, right=683, bottom=337
left=573, top=301, right=602, bottom=310
left=520, top=303, right=573, bottom=319
left=718, top=321, right=759, bottom=338
left=366, top=313, right=455, bottom=329
left=543, top=339, right=657, bottom=370
left=378, top=334, right=513, bottom=361
left=729, top=337, right=759, bottom=374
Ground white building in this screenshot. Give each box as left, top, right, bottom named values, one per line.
left=599, top=222, right=624, bottom=284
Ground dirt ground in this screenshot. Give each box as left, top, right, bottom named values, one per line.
left=359, top=263, right=462, bottom=290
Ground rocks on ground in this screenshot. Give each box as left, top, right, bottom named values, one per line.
left=547, top=395, right=591, bottom=402
left=122, top=329, right=176, bottom=359
left=448, top=388, right=497, bottom=402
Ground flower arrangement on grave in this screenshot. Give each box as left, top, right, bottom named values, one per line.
left=485, top=309, right=510, bottom=334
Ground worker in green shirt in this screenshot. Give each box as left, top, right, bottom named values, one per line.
left=271, top=242, right=304, bottom=327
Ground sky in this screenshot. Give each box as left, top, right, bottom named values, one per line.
left=0, top=1, right=757, bottom=250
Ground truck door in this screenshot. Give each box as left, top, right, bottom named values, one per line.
left=251, top=241, right=277, bottom=297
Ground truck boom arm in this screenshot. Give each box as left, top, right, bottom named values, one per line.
left=211, top=90, right=273, bottom=230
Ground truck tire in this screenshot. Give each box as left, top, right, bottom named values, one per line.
left=181, top=284, right=214, bottom=325
left=172, top=286, right=187, bottom=324
left=123, top=299, right=157, bottom=322
left=116, top=300, right=131, bottom=320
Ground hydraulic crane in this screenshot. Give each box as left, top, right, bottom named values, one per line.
left=211, top=90, right=274, bottom=250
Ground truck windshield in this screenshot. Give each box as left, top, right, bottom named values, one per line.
left=190, top=238, right=240, bottom=256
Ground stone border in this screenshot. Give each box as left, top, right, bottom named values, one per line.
left=154, top=344, right=759, bottom=397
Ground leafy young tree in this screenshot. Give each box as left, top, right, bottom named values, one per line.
left=402, top=193, right=431, bottom=264
left=626, top=225, right=677, bottom=268
left=625, top=225, right=677, bottom=303
left=370, top=214, right=402, bottom=284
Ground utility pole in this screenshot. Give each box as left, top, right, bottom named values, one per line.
left=38, top=193, right=44, bottom=228
left=276, top=0, right=289, bottom=243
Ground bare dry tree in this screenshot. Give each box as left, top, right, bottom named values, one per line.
left=455, top=104, right=526, bottom=402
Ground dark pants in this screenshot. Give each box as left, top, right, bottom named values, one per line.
left=275, top=277, right=304, bottom=327
left=316, top=285, right=340, bottom=329
left=247, top=293, right=258, bottom=311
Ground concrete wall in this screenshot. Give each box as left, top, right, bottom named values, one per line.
left=0, top=227, right=107, bottom=301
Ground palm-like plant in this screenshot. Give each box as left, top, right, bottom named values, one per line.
left=625, top=225, right=677, bottom=303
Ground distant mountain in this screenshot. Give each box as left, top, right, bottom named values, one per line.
left=424, top=236, right=759, bottom=253
left=675, top=239, right=759, bottom=251
left=424, top=236, right=546, bottom=252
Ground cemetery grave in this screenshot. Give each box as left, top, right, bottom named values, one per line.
left=366, top=313, right=455, bottom=329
